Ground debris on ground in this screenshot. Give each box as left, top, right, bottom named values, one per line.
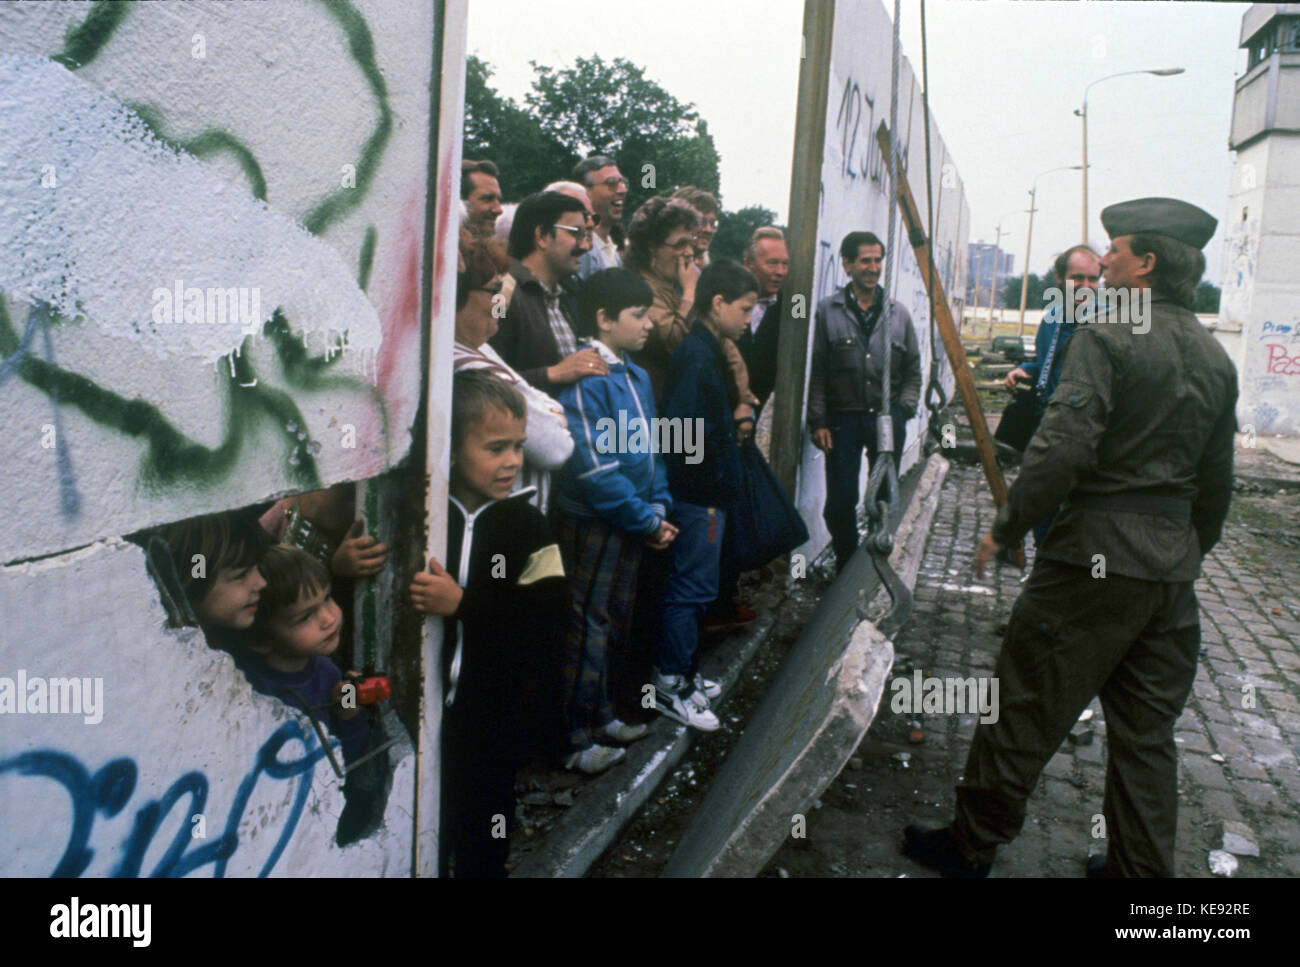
left=1208, top=849, right=1239, bottom=877
left=1221, top=820, right=1259, bottom=858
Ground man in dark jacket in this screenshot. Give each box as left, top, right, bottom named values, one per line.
left=1002, top=244, right=1101, bottom=546
left=809, top=231, right=922, bottom=571
left=490, top=191, right=607, bottom=396
left=904, top=197, right=1238, bottom=878
left=739, top=226, right=790, bottom=409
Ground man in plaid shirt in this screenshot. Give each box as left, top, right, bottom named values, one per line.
left=490, top=190, right=610, bottom=396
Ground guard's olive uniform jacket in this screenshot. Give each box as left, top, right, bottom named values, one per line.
left=991, top=293, right=1238, bottom=581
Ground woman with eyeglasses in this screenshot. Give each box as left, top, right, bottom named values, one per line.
left=672, top=186, right=720, bottom=269
left=623, top=197, right=759, bottom=426
left=452, top=231, right=575, bottom=510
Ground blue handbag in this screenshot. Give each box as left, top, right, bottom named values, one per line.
left=728, top=437, right=809, bottom=571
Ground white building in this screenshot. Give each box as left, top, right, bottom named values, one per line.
left=1221, top=4, right=1300, bottom=436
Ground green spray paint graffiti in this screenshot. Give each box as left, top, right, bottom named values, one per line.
left=51, top=0, right=129, bottom=71
left=0, top=298, right=323, bottom=493
left=3, top=0, right=402, bottom=505
left=131, top=105, right=269, bottom=202
left=304, top=0, right=394, bottom=236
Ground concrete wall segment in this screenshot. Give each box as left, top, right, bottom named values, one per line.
left=0, top=538, right=415, bottom=877
left=793, top=0, right=968, bottom=560
left=0, top=0, right=433, bottom=562
left=0, top=0, right=441, bottom=876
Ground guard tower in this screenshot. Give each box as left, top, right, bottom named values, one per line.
left=1222, top=4, right=1300, bottom=436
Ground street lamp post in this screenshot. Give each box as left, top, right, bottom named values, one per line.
left=1018, top=165, right=1086, bottom=338
left=1076, top=68, right=1185, bottom=243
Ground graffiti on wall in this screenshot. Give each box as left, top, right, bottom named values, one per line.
left=0, top=0, right=436, bottom=877
left=792, top=0, right=968, bottom=558
left=0, top=0, right=431, bottom=561
left=0, top=721, right=325, bottom=878
left=1220, top=217, right=1259, bottom=327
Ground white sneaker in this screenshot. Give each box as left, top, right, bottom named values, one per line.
left=602, top=719, right=650, bottom=743
left=564, top=744, right=626, bottom=775
left=692, top=672, right=722, bottom=701
left=653, top=671, right=720, bottom=732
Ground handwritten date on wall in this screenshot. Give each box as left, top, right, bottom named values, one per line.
left=834, top=77, right=907, bottom=186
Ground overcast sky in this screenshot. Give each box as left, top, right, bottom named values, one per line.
left=467, top=0, right=1247, bottom=281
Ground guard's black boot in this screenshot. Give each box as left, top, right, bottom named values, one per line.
left=902, top=825, right=991, bottom=878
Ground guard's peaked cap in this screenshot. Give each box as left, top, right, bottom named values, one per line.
left=1100, top=197, right=1216, bottom=249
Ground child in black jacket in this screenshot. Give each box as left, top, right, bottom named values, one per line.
left=410, top=371, right=566, bottom=878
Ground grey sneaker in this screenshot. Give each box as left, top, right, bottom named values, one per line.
left=564, top=744, right=626, bottom=775
left=602, top=718, right=650, bottom=743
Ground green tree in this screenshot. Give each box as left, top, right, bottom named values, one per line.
left=463, top=55, right=572, bottom=201
left=525, top=55, right=721, bottom=218
left=1001, top=272, right=1054, bottom=311
left=1194, top=280, right=1221, bottom=314
left=713, top=205, right=780, bottom=262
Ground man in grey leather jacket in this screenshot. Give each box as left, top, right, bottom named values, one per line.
left=808, top=231, right=921, bottom=571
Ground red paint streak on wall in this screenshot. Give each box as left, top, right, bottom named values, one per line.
left=431, top=141, right=456, bottom=322
left=376, top=188, right=425, bottom=397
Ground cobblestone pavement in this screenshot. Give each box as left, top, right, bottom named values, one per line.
left=766, top=460, right=1300, bottom=878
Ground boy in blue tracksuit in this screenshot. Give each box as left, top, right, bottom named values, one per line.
left=655, top=260, right=758, bottom=731
left=554, top=269, right=678, bottom=774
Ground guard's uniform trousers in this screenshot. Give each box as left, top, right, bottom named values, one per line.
left=954, top=559, right=1199, bottom=876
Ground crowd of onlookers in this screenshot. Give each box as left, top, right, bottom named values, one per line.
left=135, top=153, right=798, bottom=876
left=139, top=149, right=936, bottom=877
left=424, top=154, right=804, bottom=875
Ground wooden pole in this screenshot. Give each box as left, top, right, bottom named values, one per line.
left=770, top=0, right=835, bottom=501
left=875, top=123, right=1023, bottom=564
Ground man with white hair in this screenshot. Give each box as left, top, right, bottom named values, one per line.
left=740, top=226, right=790, bottom=408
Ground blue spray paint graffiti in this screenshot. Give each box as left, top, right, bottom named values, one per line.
left=0, top=720, right=327, bottom=877
left=0, top=303, right=80, bottom=516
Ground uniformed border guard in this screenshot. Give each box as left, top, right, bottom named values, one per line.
left=903, top=197, right=1238, bottom=877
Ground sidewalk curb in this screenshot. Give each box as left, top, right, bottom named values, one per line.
left=662, top=454, right=950, bottom=877
left=508, top=604, right=781, bottom=878
left=1236, top=472, right=1300, bottom=494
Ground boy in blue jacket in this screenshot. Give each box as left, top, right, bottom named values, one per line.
left=554, top=269, right=678, bottom=773
left=656, top=260, right=758, bottom=730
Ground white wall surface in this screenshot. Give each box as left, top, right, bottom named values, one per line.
left=0, top=0, right=433, bottom=561
left=0, top=539, right=415, bottom=877
left=0, top=0, right=441, bottom=877
left=1222, top=133, right=1300, bottom=436
left=794, top=0, right=969, bottom=560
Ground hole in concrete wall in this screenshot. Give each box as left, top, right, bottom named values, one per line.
left=129, top=500, right=399, bottom=846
